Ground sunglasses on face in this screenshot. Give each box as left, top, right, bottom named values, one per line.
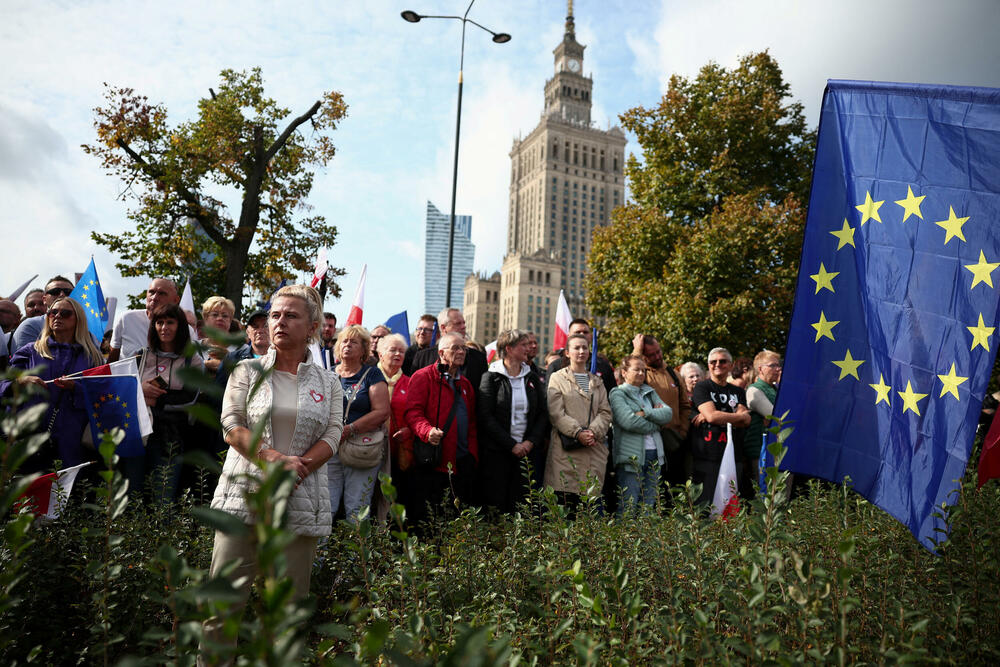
left=46, top=287, right=73, bottom=297
left=708, top=359, right=730, bottom=366
left=47, top=308, right=75, bottom=319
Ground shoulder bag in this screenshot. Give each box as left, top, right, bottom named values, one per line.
left=559, top=379, right=594, bottom=451
left=338, top=366, right=386, bottom=469
left=414, top=375, right=461, bottom=467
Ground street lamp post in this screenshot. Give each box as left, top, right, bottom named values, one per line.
left=402, top=2, right=511, bottom=308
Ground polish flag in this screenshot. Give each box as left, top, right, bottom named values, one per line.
left=345, top=264, right=367, bottom=327
left=18, top=462, right=91, bottom=520
left=485, top=340, right=498, bottom=364
left=712, top=423, right=740, bottom=519
left=553, top=290, right=572, bottom=351
left=310, top=247, right=328, bottom=288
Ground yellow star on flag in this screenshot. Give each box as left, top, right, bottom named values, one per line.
left=870, top=374, right=891, bottom=405
left=855, top=191, right=884, bottom=225
left=963, top=250, right=999, bottom=289
left=832, top=349, right=864, bottom=380
left=937, top=363, right=968, bottom=400
left=811, top=311, right=839, bottom=342
left=968, top=313, right=995, bottom=351
left=810, top=263, right=839, bottom=294
left=830, top=219, right=856, bottom=250
left=894, top=185, right=925, bottom=222
left=935, top=206, right=969, bottom=244
left=897, top=381, right=928, bottom=416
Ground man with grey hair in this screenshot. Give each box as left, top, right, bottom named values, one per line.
left=108, top=277, right=184, bottom=362
left=404, top=331, right=480, bottom=527
left=411, top=307, right=487, bottom=393
left=689, top=346, right=750, bottom=505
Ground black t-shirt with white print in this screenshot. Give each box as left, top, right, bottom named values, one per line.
left=690, top=378, right=746, bottom=463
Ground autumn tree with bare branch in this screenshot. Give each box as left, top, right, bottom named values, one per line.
left=84, top=67, right=348, bottom=314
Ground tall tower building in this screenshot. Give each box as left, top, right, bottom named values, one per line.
left=499, top=2, right=627, bottom=350
left=424, top=200, right=475, bottom=315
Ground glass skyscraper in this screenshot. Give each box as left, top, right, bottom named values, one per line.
left=424, top=200, right=474, bottom=314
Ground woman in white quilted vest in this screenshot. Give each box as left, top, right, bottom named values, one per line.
left=204, top=284, right=343, bottom=651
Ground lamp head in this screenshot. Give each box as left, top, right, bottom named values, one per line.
left=401, top=10, right=422, bottom=23
left=492, top=32, right=512, bottom=43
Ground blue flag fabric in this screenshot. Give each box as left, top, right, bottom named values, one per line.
left=590, top=328, right=599, bottom=374
left=69, top=259, right=109, bottom=341
left=765, top=80, right=1000, bottom=551
left=79, top=375, right=145, bottom=457
left=384, top=311, right=410, bottom=346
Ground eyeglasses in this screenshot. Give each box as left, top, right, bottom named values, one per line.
left=763, top=362, right=782, bottom=369
left=708, top=359, right=730, bottom=366
left=416, top=327, right=434, bottom=334
left=47, top=308, right=75, bottom=319
left=46, top=287, right=73, bottom=297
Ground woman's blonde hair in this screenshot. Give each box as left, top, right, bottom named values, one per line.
left=201, top=295, right=235, bottom=318
left=336, top=324, right=372, bottom=361
left=272, top=285, right=323, bottom=343
left=35, top=297, right=104, bottom=365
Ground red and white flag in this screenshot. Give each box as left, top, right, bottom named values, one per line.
left=485, top=340, right=498, bottom=364
left=18, top=462, right=91, bottom=520
left=310, top=247, right=328, bottom=288
left=712, top=423, right=740, bottom=519
left=345, top=264, right=367, bottom=327
left=553, top=289, right=572, bottom=351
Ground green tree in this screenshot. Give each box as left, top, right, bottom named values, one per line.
left=587, top=52, right=813, bottom=362
left=84, top=67, right=348, bottom=314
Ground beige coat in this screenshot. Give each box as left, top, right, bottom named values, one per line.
left=544, top=367, right=612, bottom=496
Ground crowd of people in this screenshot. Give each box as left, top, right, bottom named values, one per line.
left=1, top=273, right=785, bottom=521
left=1, top=273, right=785, bottom=648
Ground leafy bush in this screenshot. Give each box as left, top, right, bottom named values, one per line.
left=3, top=396, right=999, bottom=664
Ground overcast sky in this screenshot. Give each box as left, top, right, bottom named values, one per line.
left=2, top=0, right=998, bottom=329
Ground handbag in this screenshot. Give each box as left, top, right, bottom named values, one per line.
left=414, top=373, right=461, bottom=467
left=559, top=383, right=594, bottom=451
left=338, top=367, right=386, bottom=469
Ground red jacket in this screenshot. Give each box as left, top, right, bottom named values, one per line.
left=388, top=373, right=414, bottom=469
left=404, top=363, right=478, bottom=472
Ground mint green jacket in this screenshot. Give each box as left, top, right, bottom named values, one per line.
left=609, top=383, right=673, bottom=469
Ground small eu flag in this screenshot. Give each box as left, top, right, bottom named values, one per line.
left=765, top=80, right=1000, bottom=551
left=79, top=375, right=145, bottom=457
left=69, top=259, right=109, bottom=341
left=384, top=311, right=410, bottom=346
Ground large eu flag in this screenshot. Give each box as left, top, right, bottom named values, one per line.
left=69, top=258, right=109, bottom=341
left=767, top=81, right=1000, bottom=551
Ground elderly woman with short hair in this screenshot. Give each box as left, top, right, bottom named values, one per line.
left=330, top=324, right=389, bottom=522
left=200, top=296, right=237, bottom=378
left=478, top=329, right=548, bottom=513
left=205, top=284, right=343, bottom=652
left=374, top=332, right=413, bottom=516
